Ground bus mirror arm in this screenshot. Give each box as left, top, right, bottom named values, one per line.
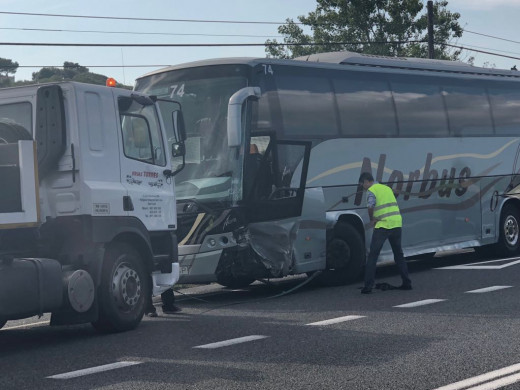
left=227, top=87, right=261, bottom=148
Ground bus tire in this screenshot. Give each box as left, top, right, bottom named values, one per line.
left=317, top=223, right=365, bottom=286
left=0, top=120, right=32, bottom=144
left=91, top=242, right=149, bottom=333
left=496, top=203, right=520, bottom=257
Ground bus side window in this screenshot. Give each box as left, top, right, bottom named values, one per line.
left=443, top=84, right=493, bottom=136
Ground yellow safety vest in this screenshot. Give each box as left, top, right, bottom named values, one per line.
left=368, top=183, right=402, bottom=229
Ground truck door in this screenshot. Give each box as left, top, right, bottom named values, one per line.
left=117, top=95, right=175, bottom=231
left=245, top=133, right=311, bottom=222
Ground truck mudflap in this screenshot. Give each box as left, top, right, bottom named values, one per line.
left=0, top=258, right=62, bottom=320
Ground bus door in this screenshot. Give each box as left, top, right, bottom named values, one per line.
left=245, top=134, right=310, bottom=222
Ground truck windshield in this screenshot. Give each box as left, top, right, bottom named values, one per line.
left=135, top=65, right=249, bottom=203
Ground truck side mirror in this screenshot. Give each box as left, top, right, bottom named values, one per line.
left=171, top=142, right=185, bottom=158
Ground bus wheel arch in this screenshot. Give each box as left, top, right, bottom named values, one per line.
left=317, top=218, right=365, bottom=286
left=497, top=200, right=520, bottom=256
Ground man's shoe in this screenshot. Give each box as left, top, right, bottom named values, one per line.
left=162, top=305, right=182, bottom=314
left=397, top=284, right=412, bottom=290
left=146, top=311, right=158, bottom=318
left=361, top=287, right=372, bottom=294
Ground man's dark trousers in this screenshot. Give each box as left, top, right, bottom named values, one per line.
left=364, top=227, right=411, bottom=289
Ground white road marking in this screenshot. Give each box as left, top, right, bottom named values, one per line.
left=46, top=361, right=142, bottom=379
left=2, top=320, right=49, bottom=331
left=465, top=286, right=512, bottom=294
left=436, top=257, right=520, bottom=270
left=393, top=299, right=446, bottom=308
left=432, top=362, right=520, bottom=390
left=466, top=372, right=520, bottom=390
left=306, top=315, right=366, bottom=326
left=193, top=335, right=269, bottom=349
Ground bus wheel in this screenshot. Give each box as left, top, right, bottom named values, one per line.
left=317, top=223, right=365, bottom=286
left=91, top=242, right=149, bottom=333
left=496, top=203, right=520, bottom=257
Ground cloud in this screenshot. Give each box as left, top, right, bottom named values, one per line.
left=448, top=0, right=520, bottom=10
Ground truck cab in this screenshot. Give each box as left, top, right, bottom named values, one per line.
left=0, top=82, right=185, bottom=332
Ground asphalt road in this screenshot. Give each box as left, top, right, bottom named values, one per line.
left=2, top=250, right=520, bottom=390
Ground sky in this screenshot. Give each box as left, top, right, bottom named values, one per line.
left=1, top=0, right=520, bottom=86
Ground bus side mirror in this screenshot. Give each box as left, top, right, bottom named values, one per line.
left=227, top=87, right=261, bottom=148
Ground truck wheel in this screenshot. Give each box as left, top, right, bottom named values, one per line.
left=91, top=242, right=149, bottom=333
left=496, top=203, right=520, bottom=257
left=317, top=223, right=365, bottom=286
left=0, top=120, right=32, bottom=144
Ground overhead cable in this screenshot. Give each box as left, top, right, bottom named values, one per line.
left=0, top=11, right=295, bottom=25
left=0, top=26, right=280, bottom=38
left=0, top=40, right=427, bottom=47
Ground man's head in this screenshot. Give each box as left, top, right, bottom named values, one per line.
left=358, top=172, right=374, bottom=190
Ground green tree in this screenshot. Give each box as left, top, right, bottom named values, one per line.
left=31, top=61, right=132, bottom=89
left=265, top=0, right=462, bottom=60
left=0, top=57, right=19, bottom=77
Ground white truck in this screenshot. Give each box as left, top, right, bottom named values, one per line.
left=0, top=81, right=185, bottom=332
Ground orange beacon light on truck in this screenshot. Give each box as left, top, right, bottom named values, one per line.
left=106, top=77, right=117, bottom=87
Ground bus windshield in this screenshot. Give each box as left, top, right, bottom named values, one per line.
left=135, top=65, right=250, bottom=202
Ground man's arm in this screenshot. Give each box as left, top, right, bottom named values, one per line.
left=367, top=191, right=376, bottom=224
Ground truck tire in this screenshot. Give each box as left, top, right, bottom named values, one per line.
left=91, top=242, right=149, bottom=333
left=317, top=223, right=365, bottom=286
left=0, top=120, right=32, bottom=144
left=495, top=203, right=520, bottom=257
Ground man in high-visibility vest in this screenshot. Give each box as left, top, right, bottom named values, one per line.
left=358, top=172, right=412, bottom=294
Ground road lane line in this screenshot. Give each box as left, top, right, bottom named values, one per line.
left=46, top=361, right=142, bottom=379
left=432, top=362, right=520, bottom=390
left=306, top=315, right=366, bottom=326
left=393, top=299, right=445, bottom=308
left=193, top=335, right=269, bottom=349
left=466, top=372, right=520, bottom=390
left=466, top=286, right=513, bottom=293
left=2, top=321, right=49, bottom=331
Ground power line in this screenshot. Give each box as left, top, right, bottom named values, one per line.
left=0, top=40, right=427, bottom=47
left=464, top=29, right=520, bottom=45
left=14, top=64, right=172, bottom=69
left=0, top=26, right=280, bottom=38
left=0, top=11, right=295, bottom=25
left=443, top=43, right=520, bottom=61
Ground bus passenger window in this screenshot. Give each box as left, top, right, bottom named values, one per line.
left=275, top=74, right=338, bottom=137
left=334, top=77, right=397, bottom=137
left=391, top=81, right=448, bottom=137
left=489, top=87, right=520, bottom=135
left=443, top=85, right=493, bottom=136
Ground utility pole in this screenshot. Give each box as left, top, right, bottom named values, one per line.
left=427, top=0, right=435, bottom=59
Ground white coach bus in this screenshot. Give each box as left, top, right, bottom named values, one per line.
left=134, top=51, right=520, bottom=287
